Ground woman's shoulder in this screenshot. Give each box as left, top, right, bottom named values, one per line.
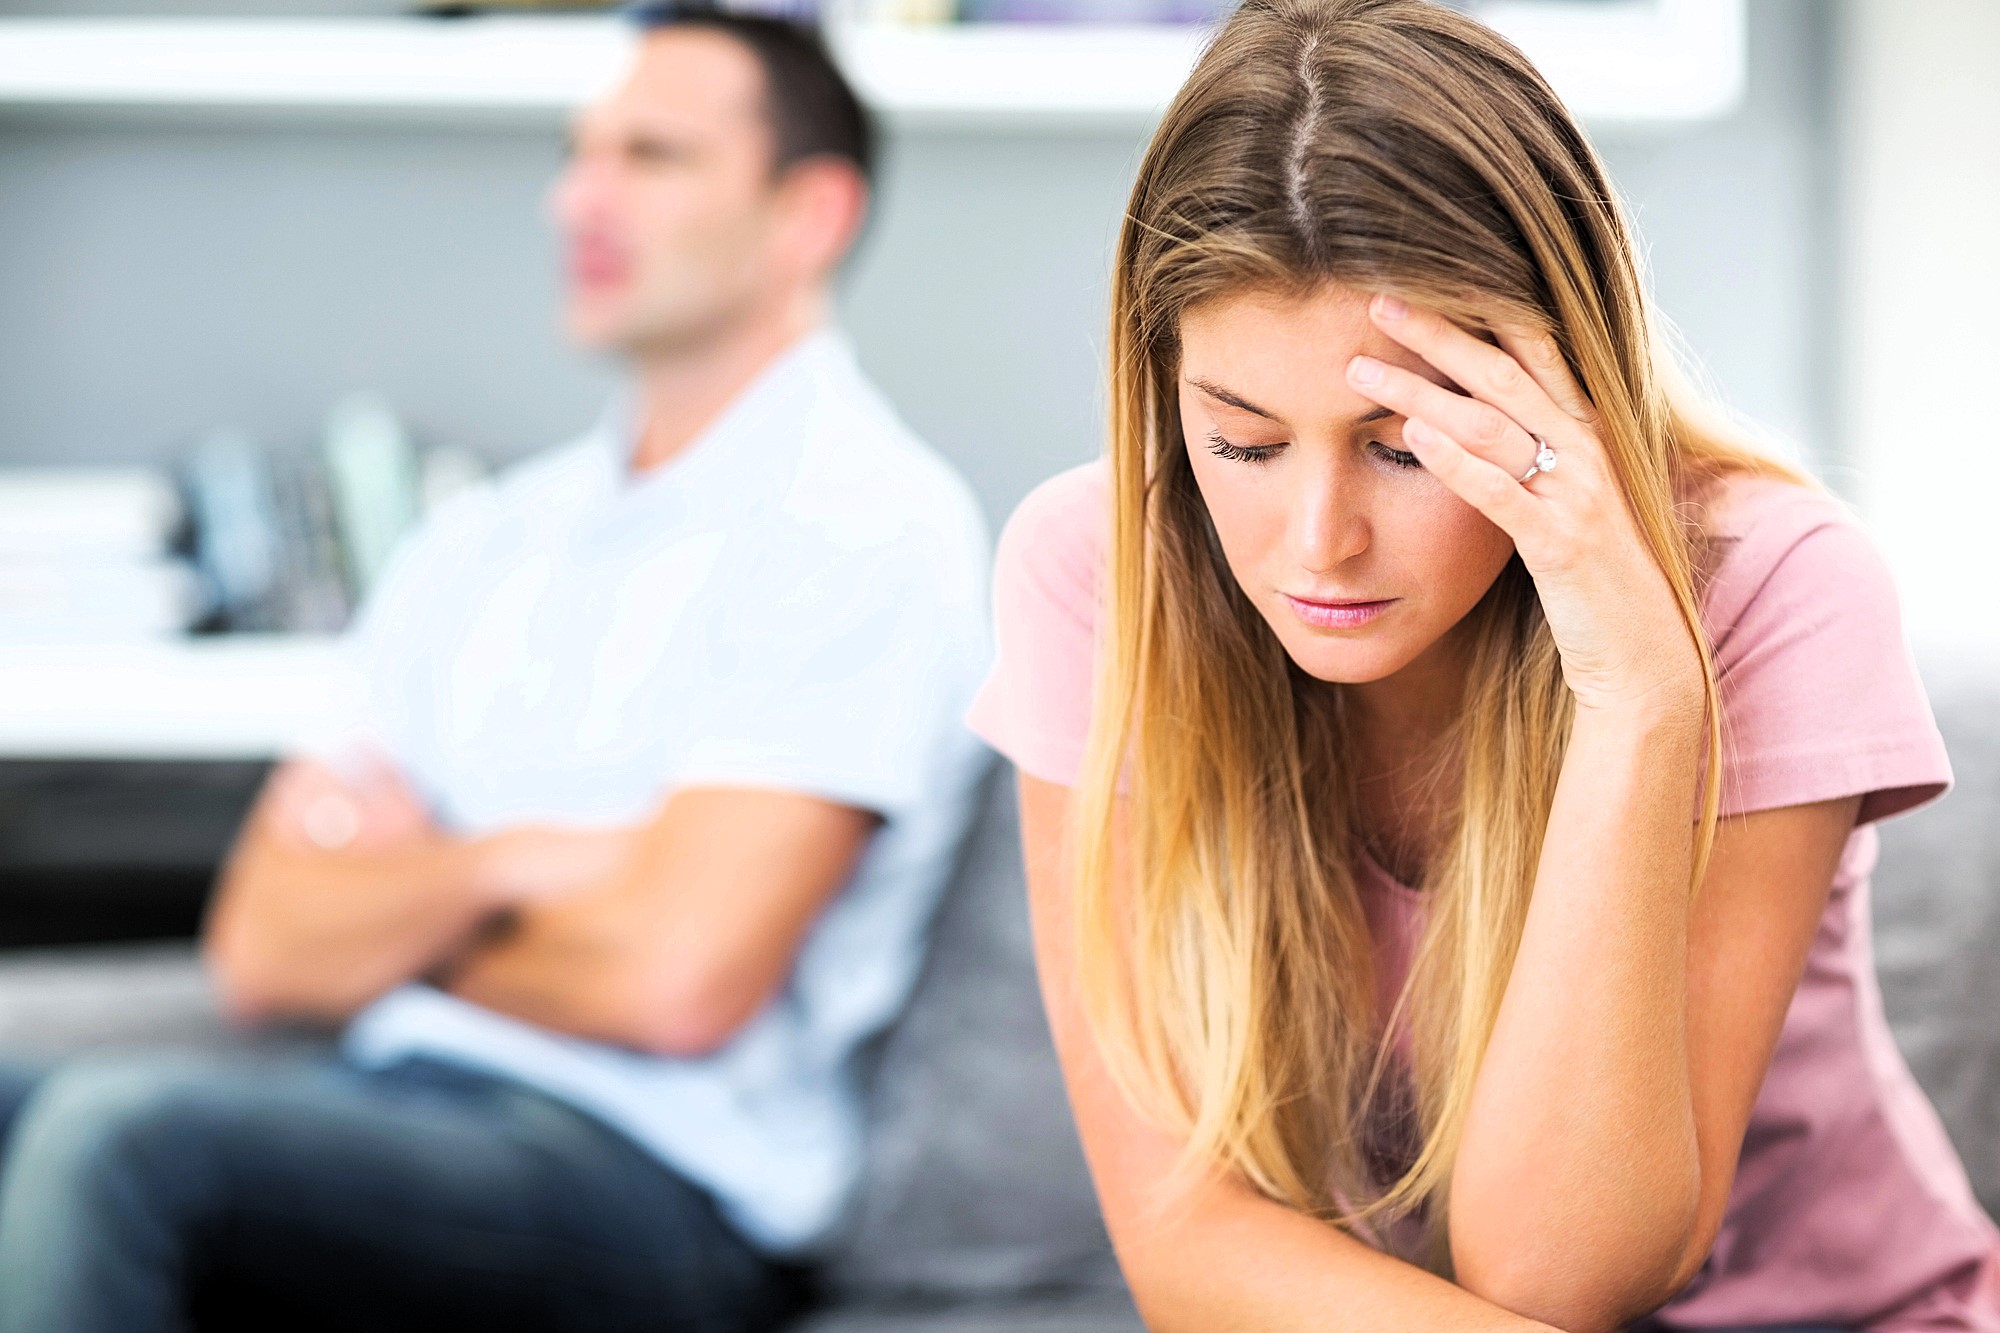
left=1001, top=460, right=1110, bottom=552
left=967, top=461, right=1112, bottom=787
left=1689, top=469, right=1891, bottom=648
left=1687, top=468, right=1949, bottom=825
left=994, top=459, right=1111, bottom=629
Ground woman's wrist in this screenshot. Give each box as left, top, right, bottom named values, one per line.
left=1571, top=662, right=1706, bottom=733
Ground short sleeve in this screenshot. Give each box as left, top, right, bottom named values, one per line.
left=1704, top=484, right=1953, bottom=826
left=964, top=464, right=1109, bottom=787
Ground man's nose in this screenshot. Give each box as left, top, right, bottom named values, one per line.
left=548, top=155, right=612, bottom=231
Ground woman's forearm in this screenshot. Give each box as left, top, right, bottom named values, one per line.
left=1112, top=1173, right=1563, bottom=1333
left=1448, top=696, right=1706, bottom=1330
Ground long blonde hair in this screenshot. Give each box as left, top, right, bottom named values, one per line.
left=1072, top=0, right=1808, bottom=1264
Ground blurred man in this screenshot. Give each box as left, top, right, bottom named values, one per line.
left=0, top=11, right=991, bottom=1331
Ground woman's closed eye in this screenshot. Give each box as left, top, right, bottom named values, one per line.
left=1206, top=431, right=1284, bottom=465
left=1203, top=431, right=1425, bottom=472
left=1372, top=440, right=1424, bottom=470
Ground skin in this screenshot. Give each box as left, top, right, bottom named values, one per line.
left=1023, top=283, right=1862, bottom=1331
left=205, top=29, right=880, bottom=1055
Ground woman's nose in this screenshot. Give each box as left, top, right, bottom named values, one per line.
left=1294, top=471, right=1369, bottom=573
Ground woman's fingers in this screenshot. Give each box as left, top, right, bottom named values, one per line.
left=1399, top=415, right=1543, bottom=542
left=1495, top=323, right=1597, bottom=425
left=1346, top=354, right=1543, bottom=479
left=1366, top=295, right=1583, bottom=449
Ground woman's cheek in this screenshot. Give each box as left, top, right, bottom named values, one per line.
left=1209, top=478, right=1291, bottom=594
left=1416, top=504, right=1516, bottom=613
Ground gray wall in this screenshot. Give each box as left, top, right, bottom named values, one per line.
left=1599, top=0, right=1836, bottom=475
left=0, top=0, right=1835, bottom=534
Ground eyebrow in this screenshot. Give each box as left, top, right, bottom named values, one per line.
left=1186, top=376, right=1395, bottom=426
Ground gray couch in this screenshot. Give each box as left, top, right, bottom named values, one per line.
left=1, top=664, right=1995, bottom=1329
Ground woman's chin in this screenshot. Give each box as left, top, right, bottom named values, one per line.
left=1276, top=636, right=1416, bottom=686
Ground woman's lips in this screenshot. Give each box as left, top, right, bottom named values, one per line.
left=1282, top=594, right=1396, bottom=629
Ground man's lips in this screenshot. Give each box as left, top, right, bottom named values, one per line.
left=566, top=241, right=629, bottom=289
left=1281, top=594, right=1396, bottom=629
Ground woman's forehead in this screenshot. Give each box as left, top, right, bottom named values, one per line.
left=1178, top=288, right=1455, bottom=422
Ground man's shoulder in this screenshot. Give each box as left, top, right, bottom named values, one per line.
left=780, top=363, right=990, bottom=564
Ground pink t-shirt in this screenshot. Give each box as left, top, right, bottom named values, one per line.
left=966, top=460, right=2000, bottom=1331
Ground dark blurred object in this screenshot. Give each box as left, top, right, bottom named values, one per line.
left=181, top=397, right=465, bottom=636
left=180, top=432, right=285, bottom=632
left=181, top=433, right=351, bottom=634
left=0, top=760, right=266, bottom=949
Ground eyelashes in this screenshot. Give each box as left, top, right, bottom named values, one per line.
left=1204, top=431, right=1423, bottom=471
left=1205, top=433, right=1280, bottom=465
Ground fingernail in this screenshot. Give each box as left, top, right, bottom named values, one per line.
left=1348, top=355, right=1383, bottom=386
left=1404, top=418, right=1434, bottom=445
left=1373, top=294, right=1408, bottom=321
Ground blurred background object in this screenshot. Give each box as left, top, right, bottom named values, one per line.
left=0, top=466, right=198, bottom=641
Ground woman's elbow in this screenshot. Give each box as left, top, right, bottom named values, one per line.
left=1450, top=1184, right=1703, bottom=1333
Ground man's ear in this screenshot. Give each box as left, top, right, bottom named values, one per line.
left=773, top=157, right=870, bottom=282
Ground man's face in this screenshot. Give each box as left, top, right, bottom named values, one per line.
left=550, top=29, right=786, bottom=355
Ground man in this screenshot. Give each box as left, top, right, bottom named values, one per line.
left=0, top=10, right=991, bottom=1331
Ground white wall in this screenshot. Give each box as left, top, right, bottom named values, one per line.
left=1840, top=0, right=2000, bottom=656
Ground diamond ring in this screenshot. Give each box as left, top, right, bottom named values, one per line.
left=1518, top=437, right=1557, bottom=483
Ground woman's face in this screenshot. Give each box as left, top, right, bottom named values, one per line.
left=1178, top=283, right=1517, bottom=689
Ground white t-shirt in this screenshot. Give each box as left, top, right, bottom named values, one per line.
left=329, top=328, right=995, bottom=1255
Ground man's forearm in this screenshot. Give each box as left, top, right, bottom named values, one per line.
left=1448, top=699, right=1706, bottom=1330
left=442, top=888, right=748, bottom=1058
left=204, top=823, right=504, bottom=1025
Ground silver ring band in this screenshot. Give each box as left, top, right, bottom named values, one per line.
left=1519, top=437, right=1557, bottom=483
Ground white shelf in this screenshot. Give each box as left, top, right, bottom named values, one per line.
left=0, top=2, right=1743, bottom=129
left=0, top=17, right=1206, bottom=129
left=0, top=636, right=350, bottom=761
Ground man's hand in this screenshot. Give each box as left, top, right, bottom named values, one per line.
left=207, top=756, right=498, bottom=1024
left=262, top=755, right=433, bottom=854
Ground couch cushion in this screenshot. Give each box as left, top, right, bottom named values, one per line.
left=822, top=763, right=1123, bottom=1300
left=0, top=940, right=329, bottom=1061
left=1874, top=658, right=2000, bottom=1219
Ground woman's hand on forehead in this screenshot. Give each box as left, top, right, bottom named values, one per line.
left=1343, top=294, right=1700, bottom=719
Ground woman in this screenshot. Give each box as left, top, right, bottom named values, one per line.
left=965, top=0, right=1999, bottom=1329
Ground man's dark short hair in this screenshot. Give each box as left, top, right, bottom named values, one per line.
left=624, top=2, right=876, bottom=189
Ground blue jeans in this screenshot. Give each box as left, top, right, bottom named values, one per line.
left=0, top=1054, right=804, bottom=1333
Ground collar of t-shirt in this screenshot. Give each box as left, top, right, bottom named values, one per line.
left=588, top=325, right=858, bottom=515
